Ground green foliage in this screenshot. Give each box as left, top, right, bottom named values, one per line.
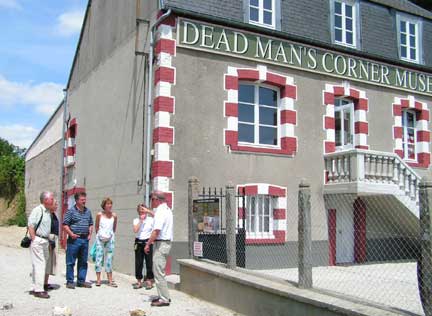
left=7, top=191, right=26, bottom=227
left=0, top=137, right=26, bottom=226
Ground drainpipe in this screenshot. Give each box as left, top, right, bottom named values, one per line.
left=144, top=8, right=172, bottom=206
left=59, top=89, right=68, bottom=248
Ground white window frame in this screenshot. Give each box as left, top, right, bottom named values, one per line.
left=335, top=98, right=355, bottom=151
left=238, top=82, right=280, bottom=149
left=402, top=109, right=417, bottom=161
left=246, top=0, right=277, bottom=30
left=330, top=0, right=360, bottom=49
left=246, top=195, right=275, bottom=239
left=396, top=13, right=423, bottom=64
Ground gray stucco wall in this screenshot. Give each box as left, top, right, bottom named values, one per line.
left=25, top=140, right=62, bottom=214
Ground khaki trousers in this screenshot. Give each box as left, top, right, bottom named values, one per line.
left=30, top=237, right=49, bottom=292
left=153, top=241, right=171, bottom=302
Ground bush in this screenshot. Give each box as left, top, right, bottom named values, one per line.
left=7, top=190, right=26, bottom=227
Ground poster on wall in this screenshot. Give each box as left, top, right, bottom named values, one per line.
left=193, top=198, right=220, bottom=233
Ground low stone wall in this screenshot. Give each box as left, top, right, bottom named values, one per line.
left=178, top=259, right=403, bottom=316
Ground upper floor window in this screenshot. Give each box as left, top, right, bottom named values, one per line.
left=238, top=83, right=279, bottom=146
left=397, top=14, right=422, bottom=64
left=331, top=0, right=359, bottom=48
left=246, top=0, right=278, bottom=29
left=402, top=110, right=417, bottom=161
left=335, top=98, right=354, bottom=150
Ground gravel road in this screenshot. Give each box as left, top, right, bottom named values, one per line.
left=0, top=226, right=241, bottom=316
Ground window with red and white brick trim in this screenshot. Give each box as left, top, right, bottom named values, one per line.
left=393, top=96, right=430, bottom=168
left=225, top=65, right=297, bottom=156
left=237, top=184, right=286, bottom=244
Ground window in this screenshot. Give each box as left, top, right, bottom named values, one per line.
left=238, top=83, right=279, bottom=146
left=246, top=195, right=274, bottom=237
left=332, top=0, right=358, bottom=48
left=397, top=14, right=422, bottom=63
left=402, top=110, right=417, bottom=160
left=335, top=98, right=354, bottom=150
left=248, top=0, right=276, bottom=29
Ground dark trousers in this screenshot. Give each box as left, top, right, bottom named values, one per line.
left=66, top=237, right=89, bottom=284
left=134, top=238, right=154, bottom=280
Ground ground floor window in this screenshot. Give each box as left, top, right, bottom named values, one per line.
left=335, top=98, right=354, bottom=150
left=402, top=109, right=417, bottom=161
left=246, top=195, right=275, bottom=238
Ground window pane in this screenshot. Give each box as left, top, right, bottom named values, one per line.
left=239, top=103, right=254, bottom=123
left=410, top=48, right=416, bottom=60
left=335, top=1, right=342, bottom=14
left=239, top=123, right=254, bottom=143
left=410, top=35, right=416, bottom=47
left=335, top=111, right=342, bottom=146
left=408, top=144, right=416, bottom=160
left=259, top=126, right=277, bottom=145
left=264, top=196, right=270, bottom=215
left=400, top=34, right=406, bottom=45
left=406, top=112, right=415, bottom=128
left=264, top=11, right=273, bottom=25
left=401, top=46, right=407, bottom=58
left=250, top=0, right=258, bottom=7
left=335, top=28, right=342, bottom=42
left=400, top=21, right=406, bottom=33
left=343, top=110, right=352, bottom=145
left=250, top=197, right=256, bottom=232
left=335, top=15, right=342, bottom=28
left=346, top=18, right=353, bottom=31
left=264, top=216, right=269, bottom=232
left=346, top=31, right=353, bottom=44
left=259, top=107, right=277, bottom=125
left=345, top=4, right=353, bottom=18
left=239, top=84, right=255, bottom=103
left=409, top=23, right=416, bottom=35
left=259, top=87, right=277, bottom=106
left=250, top=7, right=259, bottom=22
left=264, top=0, right=272, bottom=10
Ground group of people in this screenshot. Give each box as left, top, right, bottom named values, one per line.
left=28, top=190, right=173, bottom=307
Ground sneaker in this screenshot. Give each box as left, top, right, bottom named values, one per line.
left=66, top=283, right=75, bottom=289
left=33, top=291, right=50, bottom=299
left=76, top=282, right=92, bottom=288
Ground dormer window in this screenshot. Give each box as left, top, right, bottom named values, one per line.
left=331, top=0, right=359, bottom=49
left=246, top=0, right=280, bottom=30
left=397, top=13, right=422, bottom=64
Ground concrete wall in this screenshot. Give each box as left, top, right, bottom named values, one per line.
left=25, top=140, right=62, bottom=213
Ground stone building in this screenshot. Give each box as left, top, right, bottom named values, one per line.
left=25, top=0, right=432, bottom=274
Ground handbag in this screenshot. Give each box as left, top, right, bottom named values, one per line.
left=20, top=208, right=44, bottom=248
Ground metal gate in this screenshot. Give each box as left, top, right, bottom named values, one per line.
left=192, top=187, right=246, bottom=267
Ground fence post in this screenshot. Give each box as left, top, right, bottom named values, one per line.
left=419, top=177, right=432, bottom=316
left=226, top=183, right=236, bottom=269
left=298, top=179, right=313, bottom=289
left=188, top=176, right=200, bottom=258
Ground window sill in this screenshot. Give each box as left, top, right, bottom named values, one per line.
left=246, top=237, right=285, bottom=245
left=334, top=41, right=358, bottom=50
left=247, top=20, right=276, bottom=30
left=399, top=57, right=420, bottom=64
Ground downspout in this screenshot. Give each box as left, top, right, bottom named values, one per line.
left=59, top=89, right=68, bottom=248
left=144, top=8, right=172, bottom=206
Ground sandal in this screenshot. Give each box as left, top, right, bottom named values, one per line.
left=145, top=282, right=153, bottom=290
left=108, top=282, right=118, bottom=288
left=95, top=281, right=101, bottom=287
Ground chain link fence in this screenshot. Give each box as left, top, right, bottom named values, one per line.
left=189, top=179, right=432, bottom=316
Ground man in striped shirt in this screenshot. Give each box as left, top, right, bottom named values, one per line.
left=63, top=192, right=93, bottom=289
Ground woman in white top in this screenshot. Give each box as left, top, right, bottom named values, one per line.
left=132, top=204, right=154, bottom=289
left=95, top=197, right=117, bottom=287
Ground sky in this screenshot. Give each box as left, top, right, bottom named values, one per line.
left=0, top=0, right=87, bottom=148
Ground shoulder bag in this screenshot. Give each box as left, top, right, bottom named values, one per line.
left=21, top=208, right=44, bottom=248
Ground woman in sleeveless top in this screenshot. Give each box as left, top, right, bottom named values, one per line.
left=132, top=204, right=154, bottom=290
left=95, top=197, right=117, bottom=287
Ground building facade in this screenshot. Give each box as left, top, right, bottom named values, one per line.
left=25, top=0, right=432, bottom=274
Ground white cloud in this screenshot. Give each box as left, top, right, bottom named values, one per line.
left=56, top=10, right=85, bottom=36
left=0, top=74, right=64, bottom=115
left=0, top=0, right=21, bottom=9
left=0, top=124, right=38, bottom=148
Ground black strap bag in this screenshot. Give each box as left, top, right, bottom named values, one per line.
left=20, top=209, right=44, bottom=248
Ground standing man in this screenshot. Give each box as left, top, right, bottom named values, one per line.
left=144, top=191, right=173, bottom=307
left=28, top=191, right=54, bottom=299
left=63, top=192, right=93, bottom=289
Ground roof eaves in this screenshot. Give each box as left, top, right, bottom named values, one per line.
left=368, top=0, right=432, bottom=20
left=65, top=0, right=92, bottom=90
